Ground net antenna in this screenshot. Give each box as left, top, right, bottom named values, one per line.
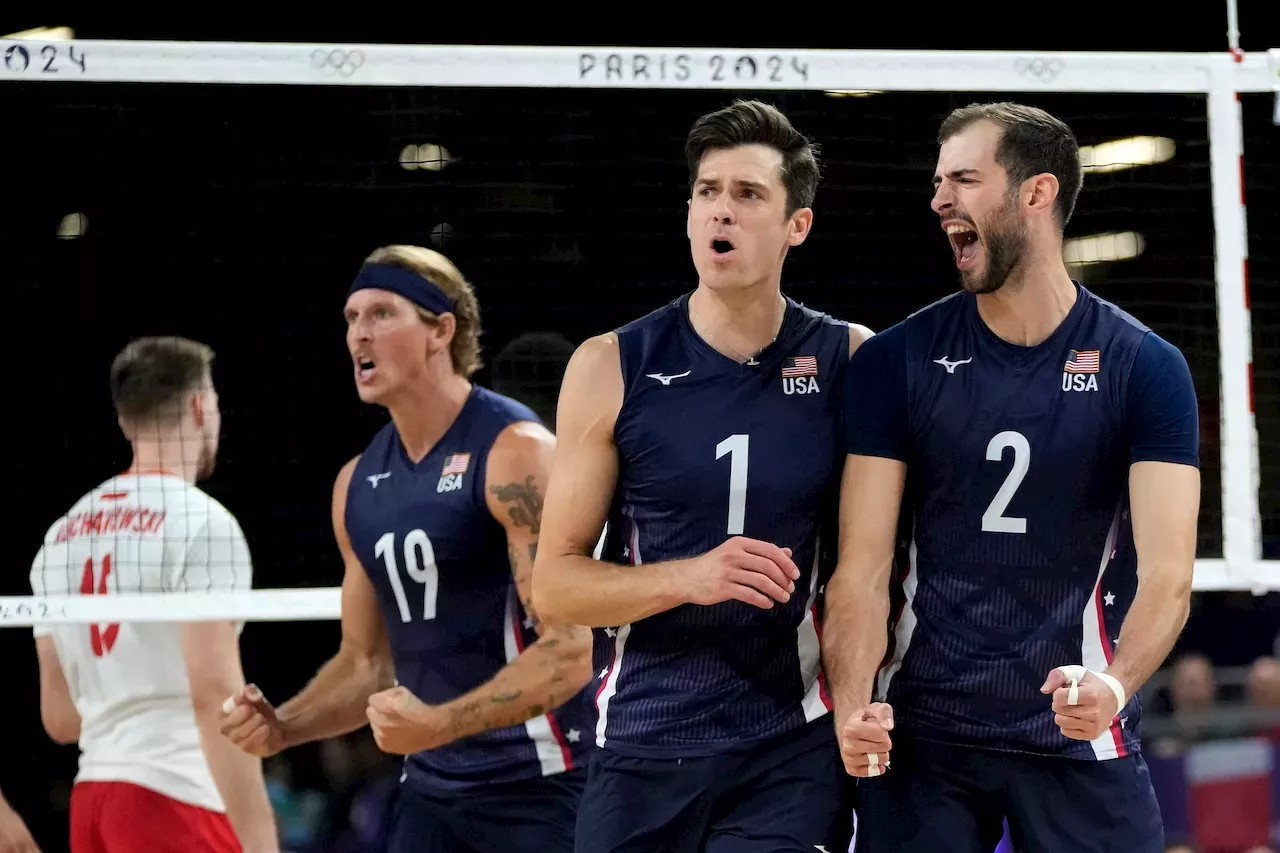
left=1, top=38, right=1276, bottom=625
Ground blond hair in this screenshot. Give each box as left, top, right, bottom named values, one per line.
left=363, top=244, right=483, bottom=378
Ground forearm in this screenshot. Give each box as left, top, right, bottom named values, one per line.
left=277, top=643, right=393, bottom=748
left=434, top=626, right=594, bottom=742
left=537, top=555, right=688, bottom=628
left=1105, top=567, right=1192, bottom=700
left=194, top=706, right=278, bottom=852
left=821, top=564, right=891, bottom=718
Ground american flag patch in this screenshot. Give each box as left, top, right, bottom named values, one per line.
left=1064, top=349, right=1100, bottom=373
left=781, top=356, right=818, bottom=377
left=441, top=453, right=471, bottom=476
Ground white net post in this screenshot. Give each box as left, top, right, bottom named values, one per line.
left=1207, top=59, right=1262, bottom=590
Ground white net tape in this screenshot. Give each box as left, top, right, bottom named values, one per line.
left=4, top=39, right=1277, bottom=625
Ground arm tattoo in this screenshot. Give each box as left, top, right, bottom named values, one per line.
left=490, top=476, right=543, bottom=534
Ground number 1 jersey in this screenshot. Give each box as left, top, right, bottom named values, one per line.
left=843, top=284, right=1199, bottom=760
left=345, top=386, right=594, bottom=792
left=594, top=293, right=851, bottom=758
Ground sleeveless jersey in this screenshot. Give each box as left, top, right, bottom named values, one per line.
left=593, top=293, right=851, bottom=758
left=29, top=472, right=251, bottom=810
left=345, top=386, right=594, bottom=791
left=843, top=284, right=1200, bottom=760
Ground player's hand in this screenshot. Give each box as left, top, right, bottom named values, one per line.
left=682, top=536, right=800, bottom=609
left=0, top=799, right=40, bottom=853
left=838, top=702, right=894, bottom=777
left=1041, top=667, right=1122, bottom=742
left=219, top=684, right=287, bottom=758
left=367, top=686, right=451, bottom=755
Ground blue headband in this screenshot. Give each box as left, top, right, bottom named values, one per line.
left=348, top=263, right=455, bottom=316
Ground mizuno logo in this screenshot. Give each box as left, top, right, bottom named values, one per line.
left=933, top=356, right=972, bottom=374
left=367, top=472, right=391, bottom=488
left=646, top=370, right=691, bottom=386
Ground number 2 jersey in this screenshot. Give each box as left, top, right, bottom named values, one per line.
left=844, top=283, right=1199, bottom=760
left=29, top=472, right=252, bottom=811
left=345, top=385, right=594, bottom=793
left=594, top=293, right=851, bottom=758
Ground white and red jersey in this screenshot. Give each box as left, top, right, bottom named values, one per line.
left=29, top=472, right=252, bottom=811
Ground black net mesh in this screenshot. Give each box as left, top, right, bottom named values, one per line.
left=9, top=81, right=1262, bottom=589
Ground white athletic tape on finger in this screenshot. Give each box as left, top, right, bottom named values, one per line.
left=866, top=764, right=882, bottom=778
left=1057, top=665, right=1087, bottom=706
left=866, top=752, right=879, bottom=770
left=1055, top=664, right=1126, bottom=712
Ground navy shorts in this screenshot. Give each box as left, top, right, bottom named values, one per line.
left=575, top=717, right=853, bottom=853
left=853, top=736, right=1164, bottom=853
left=387, top=767, right=585, bottom=853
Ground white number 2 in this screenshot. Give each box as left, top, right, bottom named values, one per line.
left=716, top=433, right=749, bottom=535
left=982, top=430, right=1030, bottom=534
left=375, top=529, right=439, bottom=622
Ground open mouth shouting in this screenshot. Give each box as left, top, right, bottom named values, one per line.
left=944, top=220, right=980, bottom=271
left=354, top=352, right=377, bottom=383
left=709, top=235, right=737, bottom=261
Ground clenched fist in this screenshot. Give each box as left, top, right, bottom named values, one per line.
left=219, top=684, right=287, bottom=758
left=838, top=702, right=894, bottom=777
left=367, top=686, right=452, bottom=755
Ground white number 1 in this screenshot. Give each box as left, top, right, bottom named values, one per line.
left=982, top=430, right=1030, bottom=534
left=716, top=433, right=749, bottom=535
left=375, top=529, right=440, bottom=622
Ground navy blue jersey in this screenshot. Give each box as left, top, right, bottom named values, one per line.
left=844, top=283, right=1199, bottom=760
left=593, top=293, right=851, bottom=758
left=346, top=386, right=594, bottom=791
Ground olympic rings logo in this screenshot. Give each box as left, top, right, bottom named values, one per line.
left=1014, top=57, right=1065, bottom=82
left=311, top=49, right=365, bottom=78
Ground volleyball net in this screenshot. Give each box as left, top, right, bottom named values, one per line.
left=2, top=39, right=1278, bottom=628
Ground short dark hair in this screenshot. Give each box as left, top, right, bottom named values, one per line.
left=685, top=99, right=821, bottom=216
left=938, top=102, right=1083, bottom=230
left=110, top=336, right=214, bottom=425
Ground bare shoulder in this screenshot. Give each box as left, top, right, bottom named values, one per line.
left=847, top=322, right=875, bottom=357
left=560, top=332, right=623, bottom=432
left=489, top=420, right=555, bottom=473
left=567, top=332, right=622, bottom=384
left=333, top=454, right=362, bottom=499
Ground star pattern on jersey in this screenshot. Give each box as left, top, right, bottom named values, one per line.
left=622, top=545, right=630, bottom=558
left=604, top=627, right=617, bottom=637
left=599, top=667, right=609, bottom=679
left=1103, top=591, right=1115, bottom=606
left=565, top=728, right=581, bottom=743
left=523, top=614, right=536, bottom=629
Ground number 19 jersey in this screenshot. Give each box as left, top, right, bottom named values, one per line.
left=594, top=293, right=851, bottom=758
left=843, top=284, right=1199, bottom=760
left=345, top=386, right=594, bottom=793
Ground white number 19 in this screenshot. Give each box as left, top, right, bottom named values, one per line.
left=375, top=529, right=439, bottom=622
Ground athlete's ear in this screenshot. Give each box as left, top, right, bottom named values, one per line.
left=786, top=207, right=814, bottom=248
left=190, top=390, right=206, bottom=428
left=1025, top=173, right=1059, bottom=218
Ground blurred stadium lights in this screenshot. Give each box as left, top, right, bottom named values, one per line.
left=824, top=90, right=881, bottom=98
left=1063, top=231, right=1145, bottom=266
left=3, top=26, right=74, bottom=39
left=56, top=212, right=87, bottom=240
left=399, top=143, right=453, bottom=172
left=1079, top=136, right=1175, bottom=174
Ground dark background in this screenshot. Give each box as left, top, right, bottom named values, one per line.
left=1, top=12, right=1276, bottom=851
